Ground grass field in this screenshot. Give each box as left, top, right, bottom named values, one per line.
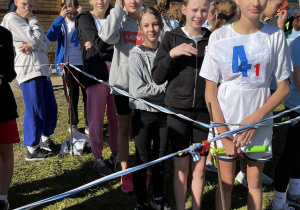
left=8, top=74, right=300, bottom=210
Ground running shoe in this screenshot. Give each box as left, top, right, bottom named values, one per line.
left=40, top=139, right=60, bottom=154
left=150, top=197, right=173, bottom=210
left=287, top=192, right=300, bottom=207
left=205, top=160, right=218, bottom=173
left=93, top=158, right=113, bottom=177
left=235, top=171, right=248, bottom=188
left=134, top=203, right=149, bottom=210
left=146, top=171, right=150, bottom=191
left=68, top=125, right=80, bottom=134
left=268, top=203, right=295, bottom=210
left=121, top=173, right=134, bottom=193
left=109, top=153, right=121, bottom=172
left=0, top=200, right=9, bottom=210
left=25, top=146, right=55, bottom=161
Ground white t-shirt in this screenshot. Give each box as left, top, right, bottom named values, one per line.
left=200, top=23, right=291, bottom=160
left=65, top=18, right=82, bottom=65
left=91, top=13, right=112, bottom=66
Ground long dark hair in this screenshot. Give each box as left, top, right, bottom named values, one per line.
left=137, top=7, right=164, bottom=30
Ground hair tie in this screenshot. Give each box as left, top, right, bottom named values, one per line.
left=217, top=13, right=229, bottom=21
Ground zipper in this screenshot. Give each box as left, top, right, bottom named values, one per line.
left=192, top=41, right=198, bottom=108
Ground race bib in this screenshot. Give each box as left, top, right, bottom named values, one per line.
left=209, top=33, right=271, bottom=87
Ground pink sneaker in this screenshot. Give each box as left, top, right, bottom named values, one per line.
left=121, top=173, right=134, bottom=193
left=146, top=171, right=150, bottom=191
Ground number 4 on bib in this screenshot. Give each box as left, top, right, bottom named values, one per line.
left=71, top=31, right=79, bottom=47
left=232, top=45, right=251, bottom=77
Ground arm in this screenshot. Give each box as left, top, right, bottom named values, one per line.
left=129, top=54, right=166, bottom=99
left=205, top=80, right=238, bottom=156
left=77, top=14, right=110, bottom=53
left=152, top=33, right=197, bottom=85
left=2, top=29, right=16, bottom=83
left=46, top=15, right=65, bottom=42
left=294, top=67, right=300, bottom=86
left=98, top=3, right=124, bottom=45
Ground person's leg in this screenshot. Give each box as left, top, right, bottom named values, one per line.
left=106, top=91, right=118, bottom=155
left=86, top=84, right=107, bottom=159
left=42, top=78, right=58, bottom=137
left=0, top=144, right=14, bottom=196
left=21, top=77, right=45, bottom=146
left=80, top=83, right=88, bottom=127
left=132, top=110, right=153, bottom=204
left=216, top=160, right=236, bottom=210
left=68, top=67, right=80, bottom=126
left=245, top=159, right=264, bottom=210
left=191, top=156, right=206, bottom=210
left=273, top=111, right=300, bottom=208
left=117, top=114, right=131, bottom=170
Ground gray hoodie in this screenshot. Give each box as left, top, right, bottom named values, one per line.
left=1, top=13, right=50, bottom=84
left=98, top=4, right=143, bottom=93
left=129, top=45, right=167, bottom=112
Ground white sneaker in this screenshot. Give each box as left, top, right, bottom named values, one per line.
left=235, top=171, right=248, bottom=188
left=85, top=126, right=89, bottom=135
left=262, top=172, right=273, bottom=185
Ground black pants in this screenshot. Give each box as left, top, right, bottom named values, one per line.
left=274, top=109, right=300, bottom=192
left=132, top=110, right=168, bottom=204
left=62, top=65, right=88, bottom=126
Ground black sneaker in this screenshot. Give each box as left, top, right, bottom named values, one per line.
left=109, top=153, right=121, bottom=172
left=93, top=158, right=113, bottom=177
left=134, top=203, right=149, bottom=210
left=0, top=200, right=9, bottom=210
left=150, top=197, right=173, bottom=210
left=25, top=146, right=55, bottom=161
left=40, top=139, right=60, bottom=154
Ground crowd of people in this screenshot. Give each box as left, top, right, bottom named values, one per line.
left=0, top=0, right=300, bottom=209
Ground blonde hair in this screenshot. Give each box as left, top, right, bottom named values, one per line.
left=210, top=0, right=237, bottom=32
left=167, top=2, right=184, bottom=25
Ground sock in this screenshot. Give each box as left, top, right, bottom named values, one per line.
left=272, top=191, right=286, bottom=208
left=27, top=145, right=39, bottom=154
left=288, top=178, right=300, bottom=195
left=41, top=135, right=50, bottom=143
left=0, top=195, right=7, bottom=201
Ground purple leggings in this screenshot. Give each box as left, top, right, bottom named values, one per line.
left=86, top=82, right=118, bottom=158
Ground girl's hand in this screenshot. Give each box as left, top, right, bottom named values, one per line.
left=0, top=75, right=3, bottom=86
left=77, top=6, right=83, bottom=14
left=233, top=113, right=263, bottom=147
left=278, top=10, right=287, bottom=30
left=85, top=41, right=92, bottom=50
left=169, top=43, right=197, bottom=58
left=221, top=136, right=240, bottom=157
left=19, top=43, right=33, bottom=55
left=60, top=5, right=68, bottom=18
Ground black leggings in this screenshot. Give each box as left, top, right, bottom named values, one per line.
left=274, top=109, right=300, bottom=192
left=62, top=65, right=88, bottom=126
left=132, top=110, right=168, bottom=204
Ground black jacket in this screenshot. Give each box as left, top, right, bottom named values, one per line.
left=152, top=27, right=211, bottom=109
left=0, top=26, right=18, bottom=124
left=75, top=11, right=113, bottom=87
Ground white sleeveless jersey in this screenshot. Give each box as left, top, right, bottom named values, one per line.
left=200, top=23, right=291, bottom=160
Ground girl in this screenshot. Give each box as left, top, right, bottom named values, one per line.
left=270, top=14, right=300, bottom=210
left=210, top=0, right=237, bottom=32
left=200, top=0, right=291, bottom=208
left=202, top=0, right=217, bottom=30
left=46, top=0, right=89, bottom=135
left=129, top=7, right=171, bottom=210
left=0, top=25, right=20, bottom=210
left=152, top=0, right=211, bottom=209
left=75, top=0, right=119, bottom=176
left=154, top=0, right=179, bottom=36
left=167, top=2, right=184, bottom=26
left=1, top=0, right=59, bottom=161
left=98, top=0, right=143, bottom=192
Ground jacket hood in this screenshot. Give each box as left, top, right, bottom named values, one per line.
left=168, top=26, right=211, bottom=41
left=1, top=12, right=18, bottom=27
